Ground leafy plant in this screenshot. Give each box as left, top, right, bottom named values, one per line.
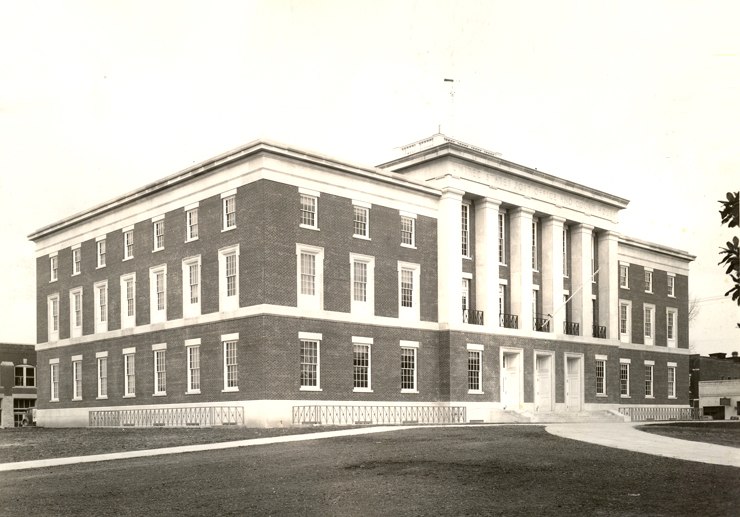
left=718, top=191, right=740, bottom=328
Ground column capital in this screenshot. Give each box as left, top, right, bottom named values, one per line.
left=573, top=223, right=595, bottom=234
left=546, top=215, right=567, bottom=225
left=477, top=197, right=502, bottom=210
left=511, top=206, right=536, bottom=217
left=440, top=187, right=465, bottom=200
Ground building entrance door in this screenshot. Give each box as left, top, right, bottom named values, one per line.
left=565, top=356, right=582, bottom=412
left=535, top=354, right=553, bottom=412
left=501, top=352, right=521, bottom=409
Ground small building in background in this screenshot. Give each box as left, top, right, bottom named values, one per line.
left=0, top=343, right=37, bottom=427
left=690, top=351, right=740, bottom=419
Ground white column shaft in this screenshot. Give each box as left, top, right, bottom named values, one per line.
left=509, top=207, right=535, bottom=329
left=541, top=216, right=565, bottom=333
left=474, top=198, right=501, bottom=328
left=438, top=188, right=465, bottom=326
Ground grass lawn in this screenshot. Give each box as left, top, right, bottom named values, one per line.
left=638, top=421, right=740, bottom=448
left=0, top=426, right=738, bottom=516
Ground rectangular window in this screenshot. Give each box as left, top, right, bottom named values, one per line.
left=50, top=362, right=59, bottom=401
left=619, top=301, right=631, bottom=343
left=301, top=253, right=316, bottom=295
left=182, top=257, right=201, bottom=318
left=97, top=356, right=107, bottom=398
left=186, top=208, right=199, bottom=241
left=401, top=215, right=415, bottom=247
left=48, top=294, right=60, bottom=341
left=498, top=284, right=506, bottom=317
left=644, top=305, right=655, bottom=345
left=667, top=274, right=675, bottom=297
left=468, top=350, right=482, bottom=392
left=350, top=254, right=374, bottom=316
left=300, top=339, right=320, bottom=389
left=153, top=219, right=165, bottom=251
left=72, top=247, right=81, bottom=275
left=666, top=308, right=677, bottom=347
left=562, top=226, right=569, bottom=277
left=50, top=255, right=58, bottom=282
left=353, top=205, right=369, bottom=238
left=620, top=362, right=630, bottom=397
left=224, top=339, right=238, bottom=390
left=354, top=261, right=367, bottom=302
left=462, top=278, right=470, bottom=312
left=154, top=349, right=166, bottom=395
left=97, top=238, right=106, bottom=268
left=461, top=204, right=470, bottom=257
left=619, top=263, right=629, bottom=288
left=70, top=288, right=83, bottom=338
left=223, top=194, right=236, bottom=230
left=124, top=353, right=135, bottom=397
left=591, top=233, right=597, bottom=281
left=596, top=359, right=606, bottom=396
left=219, top=245, right=240, bottom=312
left=645, top=364, right=654, bottom=397
left=498, top=212, right=506, bottom=264
left=123, top=229, right=134, bottom=260
left=150, top=265, right=167, bottom=323
left=667, top=365, right=677, bottom=398
left=644, top=270, right=653, bottom=293
left=353, top=342, right=371, bottom=391
left=14, top=365, right=35, bottom=387
left=120, top=274, right=136, bottom=329
left=397, top=262, right=420, bottom=320
left=187, top=345, right=201, bottom=393
left=296, top=245, right=324, bottom=310
left=401, top=346, right=417, bottom=392
left=72, top=360, right=82, bottom=400
left=300, top=194, right=318, bottom=229
left=532, top=219, right=538, bottom=270
left=95, top=281, right=108, bottom=333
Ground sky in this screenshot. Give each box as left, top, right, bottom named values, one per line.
left=0, top=0, right=737, bottom=354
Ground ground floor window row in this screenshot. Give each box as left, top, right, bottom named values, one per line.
left=612, top=358, right=678, bottom=399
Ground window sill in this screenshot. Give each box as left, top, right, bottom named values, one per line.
left=152, top=248, right=164, bottom=253
left=299, top=224, right=319, bottom=231
left=222, top=226, right=236, bottom=233
left=645, top=290, right=653, bottom=294
left=467, top=390, right=484, bottom=395
left=620, top=286, right=629, bottom=290
left=645, top=396, right=654, bottom=399
left=353, top=388, right=373, bottom=393
left=668, top=295, right=675, bottom=298
left=123, top=394, right=136, bottom=399
left=463, top=256, right=472, bottom=261
left=499, top=263, right=507, bottom=267
left=50, top=399, right=59, bottom=403
left=49, top=279, right=57, bottom=283
left=400, top=243, right=417, bottom=249
left=596, top=394, right=608, bottom=398
left=353, top=234, right=371, bottom=241
left=152, top=392, right=167, bottom=397
left=185, top=237, right=199, bottom=243
left=123, top=256, right=134, bottom=262
left=186, top=390, right=201, bottom=395
left=401, top=389, right=419, bottom=394
left=97, top=265, right=106, bottom=269
left=300, top=386, right=322, bottom=392
left=668, top=396, right=677, bottom=400
left=222, top=387, right=239, bottom=393
left=72, top=272, right=80, bottom=277
left=72, top=397, right=82, bottom=401
left=620, top=395, right=630, bottom=399
left=96, top=396, right=108, bottom=400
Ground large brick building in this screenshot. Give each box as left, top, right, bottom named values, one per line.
left=29, top=134, right=694, bottom=427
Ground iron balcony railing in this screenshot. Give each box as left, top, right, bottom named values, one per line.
left=89, top=406, right=245, bottom=428
left=618, top=406, right=701, bottom=422
left=592, top=325, right=607, bottom=338
left=463, top=309, right=484, bottom=325
left=533, top=314, right=550, bottom=332
left=500, top=313, right=519, bottom=329
left=292, top=405, right=467, bottom=426
left=563, top=321, right=580, bottom=336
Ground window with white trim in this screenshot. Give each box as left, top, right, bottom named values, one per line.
left=666, top=308, right=677, bottom=347
left=667, top=274, right=675, bottom=297
left=121, top=273, right=136, bottom=329
left=645, top=363, right=654, bottom=397
left=50, top=255, right=58, bottom=282
left=462, top=278, right=470, bottom=313
left=532, top=218, right=538, bottom=271
left=297, top=244, right=324, bottom=311
left=350, top=253, right=374, bottom=316
left=398, top=261, right=421, bottom=321
left=72, top=358, right=82, bottom=400
left=498, top=211, right=506, bottom=265
left=223, top=337, right=238, bottom=391
left=149, top=265, right=167, bottom=324
left=353, top=337, right=372, bottom=392
left=70, top=287, right=83, bottom=338
left=14, top=365, right=35, bottom=387
left=72, top=246, right=81, bottom=275
left=219, top=245, right=240, bottom=312
left=182, top=256, right=201, bottom=318
left=400, top=342, right=418, bottom=392
left=498, top=284, right=506, bottom=317
left=401, top=214, right=416, bottom=247
left=153, top=346, right=166, bottom=395
left=123, top=229, right=134, bottom=260
left=644, top=269, right=653, bottom=293
left=186, top=342, right=201, bottom=394
left=667, top=364, right=677, bottom=398
left=153, top=218, right=165, bottom=251
left=467, top=345, right=482, bottom=393
left=97, top=354, right=107, bottom=399
left=222, top=194, right=236, bottom=230
left=123, top=351, right=135, bottom=397
left=353, top=203, right=370, bottom=239
left=48, top=294, right=59, bottom=342
left=619, top=300, right=631, bottom=343
left=300, top=193, right=318, bottom=229
left=97, top=238, right=106, bottom=268
left=591, top=233, right=597, bottom=281
left=300, top=334, right=321, bottom=390
left=619, top=263, right=629, bottom=289
left=595, top=358, right=606, bottom=396
left=643, top=304, right=655, bottom=346
left=562, top=226, right=569, bottom=277
left=620, top=360, right=630, bottom=397
left=94, top=281, right=108, bottom=333
left=186, top=207, right=199, bottom=241
left=461, top=203, right=470, bottom=258
left=50, top=361, right=59, bottom=401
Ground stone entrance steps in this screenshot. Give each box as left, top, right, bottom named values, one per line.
left=514, top=410, right=627, bottom=424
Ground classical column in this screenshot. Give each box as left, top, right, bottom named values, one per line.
left=509, top=207, right=535, bottom=330
left=571, top=224, right=594, bottom=337
left=438, top=187, right=465, bottom=326
left=598, top=231, right=620, bottom=339
left=541, top=216, right=565, bottom=333
left=474, top=198, right=502, bottom=328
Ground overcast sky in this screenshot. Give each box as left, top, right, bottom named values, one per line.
left=1, top=0, right=737, bottom=354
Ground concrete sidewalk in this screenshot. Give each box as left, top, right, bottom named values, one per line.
left=546, top=422, right=740, bottom=468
